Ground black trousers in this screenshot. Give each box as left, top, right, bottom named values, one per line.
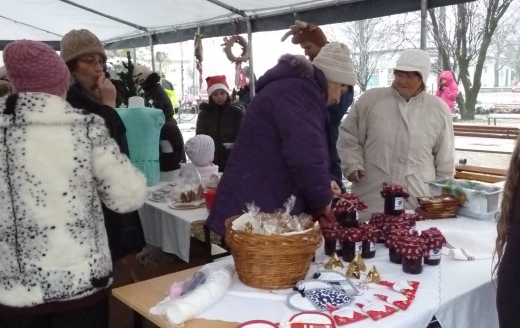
left=0, top=298, right=109, bottom=328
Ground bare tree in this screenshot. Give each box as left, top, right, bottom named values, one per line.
left=429, top=0, right=514, bottom=120
left=329, top=16, right=409, bottom=91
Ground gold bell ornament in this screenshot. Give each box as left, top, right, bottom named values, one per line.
left=324, top=252, right=344, bottom=270
left=367, top=265, right=381, bottom=283
left=346, top=261, right=360, bottom=279
left=353, top=253, right=366, bottom=272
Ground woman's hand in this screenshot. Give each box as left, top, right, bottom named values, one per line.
left=97, top=75, right=117, bottom=108
left=331, top=180, right=342, bottom=196
left=347, top=170, right=365, bottom=182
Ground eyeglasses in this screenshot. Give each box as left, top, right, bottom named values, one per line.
left=394, top=71, right=420, bottom=81
left=78, top=56, right=105, bottom=68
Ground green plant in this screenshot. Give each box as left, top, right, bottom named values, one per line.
left=115, top=51, right=141, bottom=106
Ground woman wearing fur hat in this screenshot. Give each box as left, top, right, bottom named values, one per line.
left=0, top=40, right=147, bottom=328
left=338, top=49, right=455, bottom=217
left=206, top=42, right=355, bottom=236
left=196, top=75, right=244, bottom=172
left=61, top=29, right=146, bottom=263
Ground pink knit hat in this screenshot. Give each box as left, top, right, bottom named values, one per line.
left=3, top=40, right=71, bottom=96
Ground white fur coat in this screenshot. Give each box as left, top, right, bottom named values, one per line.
left=0, top=93, right=147, bottom=308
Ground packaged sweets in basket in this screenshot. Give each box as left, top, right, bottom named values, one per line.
left=169, top=166, right=205, bottom=208
left=332, top=193, right=367, bottom=228
left=233, top=196, right=313, bottom=235
left=380, top=183, right=410, bottom=216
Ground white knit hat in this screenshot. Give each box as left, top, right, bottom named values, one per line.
left=184, top=135, right=215, bottom=167
left=133, top=64, right=152, bottom=82
left=394, top=49, right=431, bottom=84
left=312, top=42, right=357, bottom=86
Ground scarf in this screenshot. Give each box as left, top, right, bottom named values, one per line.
left=72, top=72, right=102, bottom=105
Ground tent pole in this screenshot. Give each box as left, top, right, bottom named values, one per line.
left=420, top=0, right=428, bottom=50
left=149, top=33, right=155, bottom=71
left=246, top=18, right=255, bottom=98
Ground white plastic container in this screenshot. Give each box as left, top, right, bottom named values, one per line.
left=426, top=178, right=502, bottom=220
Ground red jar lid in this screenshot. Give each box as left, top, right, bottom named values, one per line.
left=323, top=229, right=341, bottom=239
left=386, top=216, right=407, bottom=225
left=321, top=223, right=341, bottom=231
left=382, top=221, right=411, bottom=235
left=333, top=194, right=368, bottom=214
left=389, top=228, right=410, bottom=237
left=380, top=183, right=410, bottom=199
left=400, top=236, right=428, bottom=259
left=421, top=227, right=443, bottom=237
left=369, top=213, right=386, bottom=229
left=401, top=212, right=421, bottom=222
left=388, top=234, right=406, bottom=249
left=341, top=227, right=363, bottom=242
left=423, top=234, right=445, bottom=250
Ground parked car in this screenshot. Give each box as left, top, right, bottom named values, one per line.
left=513, top=82, right=520, bottom=93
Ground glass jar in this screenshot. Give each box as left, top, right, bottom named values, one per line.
left=425, top=249, right=442, bottom=266
left=389, top=244, right=402, bottom=264
left=384, top=195, right=405, bottom=216
left=369, top=213, right=386, bottom=243
left=333, top=194, right=365, bottom=228
left=403, top=257, right=424, bottom=274
left=322, top=225, right=342, bottom=257
left=340, top=228, right=363, bottom=262
left=400, top=236, right=426, bottom=275
left=362, top=239, right=376, bottom=259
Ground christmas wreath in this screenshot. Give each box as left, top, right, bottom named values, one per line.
left=223, top=35, right=250, bottom=63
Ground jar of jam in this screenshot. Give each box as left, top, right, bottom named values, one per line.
left=360, top=226, right=378, bottom=259
left=400, top=212, right=421, bottom=233
left=380, top=184, right=410, bottom=216
left=369, top=213, right=386, bottom=243
left=388, top=235, right=404, bottom=264
left=332, top=194, right=367, bottom=228
left=340, top=228, right=363, bottom=262
left=322, top=224, right=342, bottom=256
left=400, top=236, right=427, bottom=275
left=382, top=217, right=410, bottom=247
left=421, top=228, right=446, bottom=266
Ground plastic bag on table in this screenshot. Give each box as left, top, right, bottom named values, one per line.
left=201, top=173, right=220, bottom=190
left=169, top=166, right=205, bottom=208
left=150, top=269, right=211, bottom=316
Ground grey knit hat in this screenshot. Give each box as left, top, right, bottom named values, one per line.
left=60, top=29, right=107, bottom=63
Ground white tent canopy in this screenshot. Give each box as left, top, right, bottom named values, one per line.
left=1, top=0, right=474, bottom=50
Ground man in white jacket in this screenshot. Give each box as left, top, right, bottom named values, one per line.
left=337, top=49, right=455, bottom=217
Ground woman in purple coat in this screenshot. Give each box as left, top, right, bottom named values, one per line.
left=206, top=42, right=357, bottom=236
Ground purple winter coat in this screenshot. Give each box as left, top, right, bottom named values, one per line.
left=206, top=54, right=333, bottom=236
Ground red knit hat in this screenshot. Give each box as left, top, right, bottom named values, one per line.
left=206, top=75, right=229, bottom=96
left=3, top=40, right=70, bottom=97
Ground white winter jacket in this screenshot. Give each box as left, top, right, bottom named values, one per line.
left=338, top=87, right=455, bottom=217
left=0, top=93, right=147, bottom=308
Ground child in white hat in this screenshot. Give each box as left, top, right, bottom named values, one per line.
left=180, top=135, right=219, bottom=179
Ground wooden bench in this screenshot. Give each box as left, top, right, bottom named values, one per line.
left=455, top=164, right=507, bottom=183
left=453, top=124, right=519, bottom=140
left=487, top=113, right=520, bottom=125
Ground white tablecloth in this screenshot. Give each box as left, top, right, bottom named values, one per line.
left=138, top=184, right=208, bottom=262
left=191, top=218, right=497, bottom=328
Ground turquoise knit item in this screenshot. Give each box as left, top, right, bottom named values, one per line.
left=117, top=107, right=165, bottom=186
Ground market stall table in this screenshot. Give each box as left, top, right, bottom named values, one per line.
left=114, top=218, right=498, bottom=328
left=138, top=183, right=208, bottom=262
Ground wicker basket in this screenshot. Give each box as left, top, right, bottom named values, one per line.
left=225, top=215, right=322, bottom=290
